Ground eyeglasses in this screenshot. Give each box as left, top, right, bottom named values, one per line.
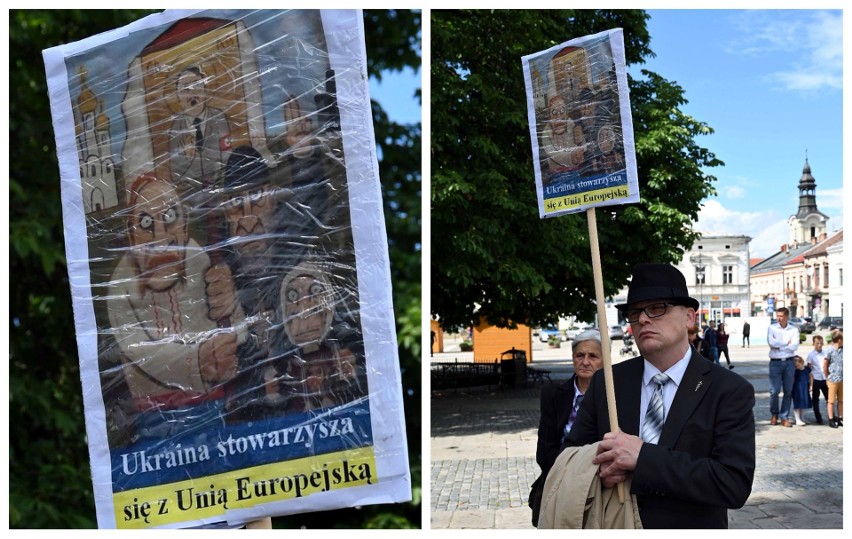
left=626, top=302, right=676, bottom=323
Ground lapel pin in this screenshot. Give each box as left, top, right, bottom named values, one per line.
left=695, top=381, right=703, bottom=392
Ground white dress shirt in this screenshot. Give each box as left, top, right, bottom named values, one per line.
left=767, top=322, right=800, bottom=359
left=639, top=348, right=692, bottom=434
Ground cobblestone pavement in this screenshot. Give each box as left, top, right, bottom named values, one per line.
left=430, top=343, right=843, bottom=529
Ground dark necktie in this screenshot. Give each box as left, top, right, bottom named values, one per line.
left=641, top=373, right=670, bottom=444
left=193, top=117, right=204, bottom=151
left=562, top=393, right=584, bottom=443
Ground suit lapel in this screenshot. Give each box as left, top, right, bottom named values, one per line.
left=616, top=358, right=644, bottom=436
left=556, top=377, right=576, bottom=428
left=659, top=355, right=712, bottom=447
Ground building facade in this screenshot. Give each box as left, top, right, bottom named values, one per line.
left=677, top=235, right=752, bottom=324
left=749, top=158, right=842, bottom=322
left=800, top=230, right=843, bottom=320
left=826, top=240, right=844, bottom=318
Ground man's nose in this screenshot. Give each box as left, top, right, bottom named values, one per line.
left=242, top=197, right=254, bottom=215
left=153, top=218, right=167, bottom=239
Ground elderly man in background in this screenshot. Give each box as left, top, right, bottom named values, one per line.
left=530, top=329, right=604, bottom=527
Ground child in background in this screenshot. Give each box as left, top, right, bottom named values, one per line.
left=792, top=355, right=812, bottom=426
left=825, top=331, right=844, bottom=428
left=806, top=335, right=829, bottom=424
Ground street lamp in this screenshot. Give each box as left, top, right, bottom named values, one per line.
left=696, top=258, right=705, bottom=324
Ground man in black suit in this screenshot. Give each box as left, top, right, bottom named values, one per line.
left=564, top=263, right=755, bottom=528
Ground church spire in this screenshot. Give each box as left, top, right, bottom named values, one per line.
left=788, top=154, right=828, bottom=246
left=795, top=155, right=819, bottom=219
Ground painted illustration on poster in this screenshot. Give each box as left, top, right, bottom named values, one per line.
left=522, top=28, right=640, bottom=218
left=44, top=9, right=409, bottom=528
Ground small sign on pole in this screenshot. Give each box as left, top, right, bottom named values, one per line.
left=522, top=28, right=639, bottom=219
left=522, top=28, right=641, bottom=506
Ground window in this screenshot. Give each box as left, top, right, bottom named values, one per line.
left=824, top=265, right=829, bottom=287
left=840, top=268, right=844, bottom=287
left=695, top=266, right=706, bottom=285
left=722, top=265, right=733, bottom=284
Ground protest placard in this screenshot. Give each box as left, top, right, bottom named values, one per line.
left=522, top=28, right=639, bottom=218
left=523, top=30, right=643, bottom=505
left=43, top=9, right=410, bottom=528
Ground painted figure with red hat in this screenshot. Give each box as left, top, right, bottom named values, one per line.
left=106, top=174, right=247, bottom=440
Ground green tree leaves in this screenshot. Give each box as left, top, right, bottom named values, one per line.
left=431, top=10, right=718, bottom=329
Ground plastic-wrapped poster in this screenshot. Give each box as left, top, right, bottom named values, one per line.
left=43, top=9, right=410, bottom=529
left=522, top=28, right=640, bottom=218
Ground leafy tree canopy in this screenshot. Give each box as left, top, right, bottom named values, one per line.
left=432, top=9, right=719, bottom=329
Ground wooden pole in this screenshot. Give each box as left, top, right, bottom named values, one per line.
left=586, top=207, right=624, bottom=503
left=245, top=517, right=272, bottom=529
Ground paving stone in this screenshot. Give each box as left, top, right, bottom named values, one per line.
left=778, top=512, right=844, bottom=529
left=430, top=511, right=452, bottom=529
left=753, top=517, right=787, bottom=529
left=494, top=506, right=534, bottom=529
left=431, top=348, right=843, bottom=529
left=449, top=510, right=495, bottom=528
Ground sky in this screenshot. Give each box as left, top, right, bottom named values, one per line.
left=369, top=66, right=422, bottom=125
left=370, top=9, right=845, bottom=260
left=632, top=9, right=844, bottom=259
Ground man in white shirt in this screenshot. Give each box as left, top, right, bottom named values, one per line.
left=766, top=307, right=800, bottom=427
left=806, top=335, right=829, bottom=425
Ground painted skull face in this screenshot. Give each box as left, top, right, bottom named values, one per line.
left=597, top=125, right=616, bottom=154
left=282, top=270, right=334, bottom=347
left=128, top=178, right=187, bottom=292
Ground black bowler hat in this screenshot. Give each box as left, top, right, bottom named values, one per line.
left=223, top=145, right=268, bottom=193
left=615, top=263, right=700, bottom=311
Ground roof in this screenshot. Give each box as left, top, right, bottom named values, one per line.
left=751, top=243, right=815, bottom=275
left=804, top=229, right=843, bottom=258
left=752, top=229, right=844, bottom=274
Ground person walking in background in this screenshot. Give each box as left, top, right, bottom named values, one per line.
left=824, top=331, right=843, bottom=429
left=806, top=335, right=829, bottom=425
left=767, top=307, right=800, bottom=428
left=704, top=320, right=719, bottom=365
left=688, top=322, right=702, bottom=355
left=791, top=356, right=811, bottom=426
left=742, top=321, right=750, bottom=348
left=717, top=323, right=733, bottom=369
